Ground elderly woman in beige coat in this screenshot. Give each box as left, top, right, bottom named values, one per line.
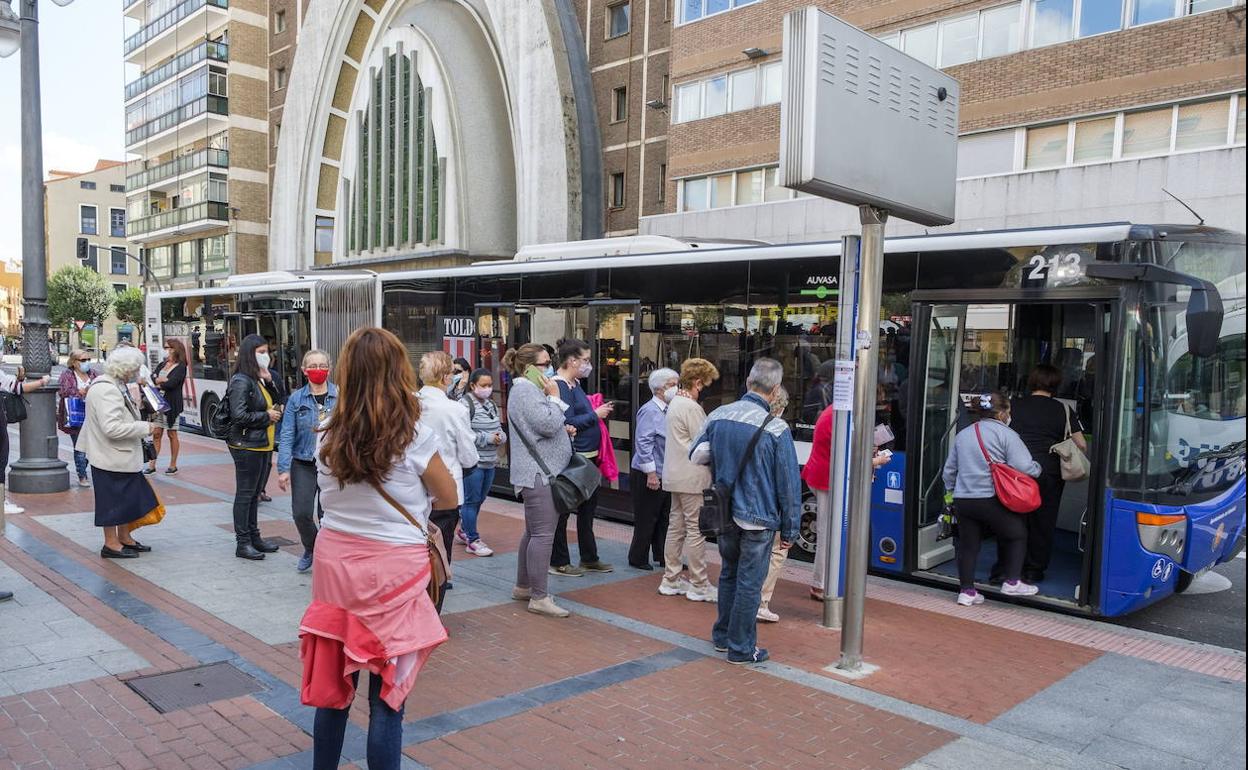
left=78, top=347, right=161, bottom=559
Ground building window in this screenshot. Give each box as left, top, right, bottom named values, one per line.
left=673, top=60, right=782, bottom=124
left=201, top=235, right=228, bottom=273
left=1121, top=106, right=1173, bottom=157
left=610, top=173, right=626, bottom=208
left=1132, top=0, right=1177, bottom=25
left=657, top=163, right=667, bottom=202
left=275, top=67, right=288, bottom=91
left=1030, top=0, right=1075, bottom=47
left=80, top=205, right=97, bottom=235
left=110, top=208, right=126, bottom=238
left=274, top=9, right=286, bottom=33
left=348, top=50, right=443, bottom=254
left=113, top=284, right=127, bottom=295
left=1175, top=99, right=1230, bottom=150
left=679, top=0, right=761, bottom=25
left=612, top=86, right=628, bottom=122
left=938, top=14, right=980, bottom=67
left=607, top=2, right=630, bottom=38
left=110, top=246, right=127, bottom=276
left=678, top=165, right=795, bottom=212
left=1073, top=116, right=1116, bottom=162
left=175, top=241, right=197, bottom=277
left=315, top=216, right=335, bottom=252
left=109, top=183, right=125, bottom=193
left=80, top=180, right=96, bottom=190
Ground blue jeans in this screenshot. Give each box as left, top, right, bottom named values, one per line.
left=68, top=430, right=89, bottom=480
left=713, top=526, right=775, bottom=658
left=312, top=671, right=405, bottom=770
left=460, top=465, right=495, bottom=543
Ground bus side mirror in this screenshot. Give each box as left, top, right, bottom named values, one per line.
left=1185, top=282, right=1223, bottom=359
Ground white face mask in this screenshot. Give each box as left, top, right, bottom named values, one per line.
left=578, top=361, right=593, bottom=379
left=663, top=386, right=679, bottom=403
left=474, top=386, right=493, bottom=400
left=256, top=351, right=271, bottom=370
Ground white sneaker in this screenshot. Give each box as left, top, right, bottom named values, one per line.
left=527, top=596, right=570, bottom=618
left=756, top=605, right=780, bottom=623
left=4, top=500, right=23, bottom=515
left=957, top=590, right=984, bottom=606
left=658, top=577, right=693, bottom=597
left=1001, top=580, right=1039, bottom=597
left=455, top=528, right=470, bottom=547
left=685, top=586, right=718, bottom=603
left=466, top=539, right=494, bottom=557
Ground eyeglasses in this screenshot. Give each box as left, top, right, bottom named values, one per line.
left=305, top=364, right=330, bottom=371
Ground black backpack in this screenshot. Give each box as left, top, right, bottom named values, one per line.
left=698, top=415, right=774, bottom=538
left=210, top=389, right=232, bottom=437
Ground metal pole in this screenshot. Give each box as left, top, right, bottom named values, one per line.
left=838, top=204, right=888, bottom=671
left=821, top=234, right=859, bottom=629
left=10, top=0, right=69, bottom=494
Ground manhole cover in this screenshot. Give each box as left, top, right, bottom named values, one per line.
left=127, top=662, right=262, bottom=713
left=266, top=536, right=297, bottom=547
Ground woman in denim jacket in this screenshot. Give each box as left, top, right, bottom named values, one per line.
left=277, top=350, right=337, bottom=573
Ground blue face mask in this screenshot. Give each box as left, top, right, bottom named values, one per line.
left=543, top=365, right=556, bottom=378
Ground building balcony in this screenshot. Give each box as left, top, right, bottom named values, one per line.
left=127, top=201, right=230, bottom=241
left=126, top=148, right=229, bottom=194
left=126, top=95, right=227, bottom=150
left=124, top=0, right=228, bottom=65
left=126, top=41, right=228, bottom=103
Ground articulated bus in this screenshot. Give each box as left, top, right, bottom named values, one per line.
left=147, top=223, right=1246, bottom=617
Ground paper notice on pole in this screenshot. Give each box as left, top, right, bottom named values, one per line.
left=833, top=360, right=855, bottom=411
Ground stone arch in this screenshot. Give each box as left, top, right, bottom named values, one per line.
left=270, top=0, right=591, bottom=270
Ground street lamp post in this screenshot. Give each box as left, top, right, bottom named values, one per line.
left=1, top=0, right=77, bottom=494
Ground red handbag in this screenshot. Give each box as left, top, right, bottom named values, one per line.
left=973, top=423, right=1041, bottom=514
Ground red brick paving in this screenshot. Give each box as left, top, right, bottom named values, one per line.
left=406, top=658, right=955, bottom=770
left=564, top=571, right=1100, bottom=723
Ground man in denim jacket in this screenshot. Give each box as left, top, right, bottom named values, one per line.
left=691, top=358, right=801, bottom=665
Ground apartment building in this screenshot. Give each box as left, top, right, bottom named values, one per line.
left=642, top=0, right=1247, bottom=240
left=122, top=0, right=269, bottom=289
left=43, top=161, right=144, bottom=347
left=0, top=261, right=21, bottom=346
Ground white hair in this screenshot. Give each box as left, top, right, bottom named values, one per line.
left=647, top=367, right=678, bottom=393
left=104, top=346, right=146, bottom=381
left=746, top=357, right=784, bottom=392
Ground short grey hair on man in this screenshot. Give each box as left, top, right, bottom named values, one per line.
left=647, top=367, right=678, bottom=393
left=746, top=357, right=784, bottom=392
left=104, top=346, right=146, bottom=381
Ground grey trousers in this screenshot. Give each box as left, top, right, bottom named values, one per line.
left=517, top=480, right=559, bottom=600
left=290, top=459, right=320, bottom=553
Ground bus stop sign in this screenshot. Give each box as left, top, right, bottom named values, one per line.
left=779, top=7, right=959, bottom=226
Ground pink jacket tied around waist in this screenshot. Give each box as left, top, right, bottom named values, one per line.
left=588, top=392, right=619, bottom=482
left=298, top=528, right=447, bottom=711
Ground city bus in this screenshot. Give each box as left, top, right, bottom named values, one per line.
left=372, top=223, right=1245, bottom=617
left=146, top=223, right=1246, bottom=616
left=144, top=271, right=378, bottom=433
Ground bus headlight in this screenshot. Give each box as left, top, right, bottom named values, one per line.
left=1137, top=512, right=1186, bottom=560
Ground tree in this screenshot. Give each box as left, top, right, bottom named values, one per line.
left=48, top=266, right=114, bottom=350
left=114, top=287, right=145, bottom=342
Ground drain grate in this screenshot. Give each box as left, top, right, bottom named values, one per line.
left=127, top=662, right=263, bottom=713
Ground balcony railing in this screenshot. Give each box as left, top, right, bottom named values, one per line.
left=126, top=95, right=227, bottom=147
left=127, top=201, right=229, bottom=238
left=124, top=0, right=228, bottom=55
left=126, top=148, right=229, bottom=190
left=126, top=41, right=228, bottom=101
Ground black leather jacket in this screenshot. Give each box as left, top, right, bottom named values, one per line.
left=226, top=373, right=280, bottom=449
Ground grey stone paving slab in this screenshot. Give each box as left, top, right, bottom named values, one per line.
left=0, top=552, right=147, bottom=694
left=906, top=737, right=1074, bottom=769
left=36, top=504, right=312, bottom=645
left=990, top=652, right=1246, bottom=768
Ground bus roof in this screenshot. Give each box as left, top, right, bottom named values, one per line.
left=149, top=270, right=376, bottom=299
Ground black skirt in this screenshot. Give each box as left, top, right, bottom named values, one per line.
left=92, top=466, right=161, bottom=527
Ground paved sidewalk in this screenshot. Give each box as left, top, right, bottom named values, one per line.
left=1, top=428, right=1243, bottom=769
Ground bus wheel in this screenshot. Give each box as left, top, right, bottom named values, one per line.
left=1174, top=569, right=1195, bottom=594
left=201, top=393, right=222, bottom=438
left=796, top=494, right=819, bottom=556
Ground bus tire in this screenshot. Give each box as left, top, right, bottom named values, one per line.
left=796, top=493, right=819, bottom=557
left=1174, top=569, right=1195, bottom=594
left=201, top=393, right=222, bottom=439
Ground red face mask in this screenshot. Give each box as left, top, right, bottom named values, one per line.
left=305, top=369, right=330, bottom=386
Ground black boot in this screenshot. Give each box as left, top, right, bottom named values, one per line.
left=235, top=541, right=265, bottom=560
left=250, top=530, right=279, bottom=553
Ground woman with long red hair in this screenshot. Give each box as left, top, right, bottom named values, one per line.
left=299, top=327, right=457, bottom=769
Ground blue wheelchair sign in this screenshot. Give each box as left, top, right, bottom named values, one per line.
left=886, top=471, right=902, bottom=489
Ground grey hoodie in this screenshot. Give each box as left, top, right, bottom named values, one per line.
left=943, top=418, right=1042, bottom=499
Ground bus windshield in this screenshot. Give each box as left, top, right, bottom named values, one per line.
left=1127, top=239, right=1247, bottom=496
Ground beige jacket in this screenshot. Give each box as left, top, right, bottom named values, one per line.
left=77, top=375, right=151, bottom=473
left=662, top=394, right=711, bottom=494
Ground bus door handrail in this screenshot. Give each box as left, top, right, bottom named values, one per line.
left=919, top=412, right=961, bottom=518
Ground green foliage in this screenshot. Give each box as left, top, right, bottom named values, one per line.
left=47, top=266, right=114, bottom=328
left=113, top=286, right=145, bottom=325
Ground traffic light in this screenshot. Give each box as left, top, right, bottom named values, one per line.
left=76, top=237, right=88, bottom=263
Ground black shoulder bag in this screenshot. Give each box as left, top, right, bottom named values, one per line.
left=699, top=415, right=775, bottom=538
left=510, top=419, right=601, bottom=515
